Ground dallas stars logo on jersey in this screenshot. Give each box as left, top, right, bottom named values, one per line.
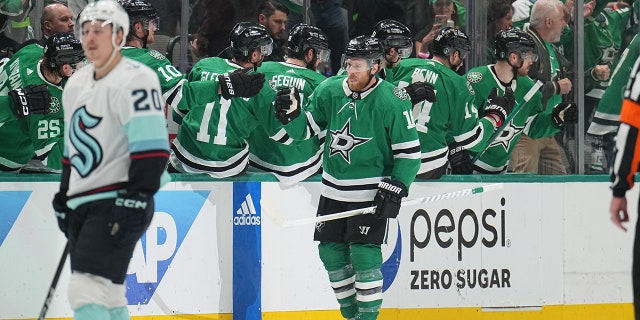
left=329, top=118, right=371, bottom=164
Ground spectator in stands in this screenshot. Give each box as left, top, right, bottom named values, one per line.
left=257, top=0, right=289, bottom=62
left=189, top=0, right=236, bottom=58
left=407, top=0, right=466, bottom=59
left=39, top=2, right=74, bottom=46
left=0, top=0, right=33, bottom=54
left=510, top=0, right=573, bottom=174
left=486, top=0, right=514, bottom=64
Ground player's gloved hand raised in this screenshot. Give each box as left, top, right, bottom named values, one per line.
left=551, top=102, right=577, bottom=128
left=218, top=67, right=265, bottom=100
left=274, top=87, right=301, bottom=124
left=483, top=87, right=515, bottom=128
left=448, top=142, right=473, bottom=174
left=373, top=178, right=408, bottom=219
left=109, top=191, right=154, bottom=244
left=9, top=84, right=51, bottom=118
left=404, top=81, right=437, bottom=104
left=52, top=192, right=71, bottom=237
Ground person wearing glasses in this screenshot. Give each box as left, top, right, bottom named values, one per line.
left=464, top=28, right=576, bottom=174
left=509, top=0, right=574, bottom=174
left=0, top=32, right=84, bottom=173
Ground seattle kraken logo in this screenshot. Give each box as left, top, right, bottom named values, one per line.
left=69, top=106, right=103, bottom=177
left=329, top=118, right=371, bottom=163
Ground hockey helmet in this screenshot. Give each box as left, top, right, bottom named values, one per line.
left=116, top=0, right=159, bottom=31
left=288, top=23, right=330, bottom=62
left=229, top=22, right=273, bottom=57
left=344, top=35, right=383, bottom=62
left=494, top=28, right=537, bottom=61
left=430, top=27, right=470, bottom=58
left=76, top=0, right=129, bottom=48
left=44, top=32, right=84, bottom=68
left=371, top=19, right=412, bottom=58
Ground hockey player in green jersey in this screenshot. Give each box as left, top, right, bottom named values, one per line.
left=246, top=23, right=329, bottom=185
left=116, top=0, right=264, bottom=135
left=169, top=22, right=274, bottom=178
left=370, top=19, right=413, bottom=83
left=387, top=27, right=515, bottom=179
left=587, top=33, right=640, bottom=172
left=273, top=35, right=427, bottom=320
left=465, top=28, right=576, bottom=174
left=0, top=32, right=84, bottom=172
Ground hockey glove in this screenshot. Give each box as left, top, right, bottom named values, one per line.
left=448, top=142, right=473, bottom=174
left=483, top=87, right=515, bottom=128
left=52, top=192, right=71, bottom=237
left=274, top=87, right=301, bottom=124
left=404, top=81, right=437, bottom=104
left=109, top=191, right=154, bottom=245
left=218, top=67, right=265, bottom=100
left=373, top=178, right=408, bottom=219
left=9, top=84, right=51, bottom=118
left=551, top=102, right=577, bottom=128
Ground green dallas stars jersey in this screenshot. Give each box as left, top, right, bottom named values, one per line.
left=283, top=76, right=421, bottom=202
left=0, top=42, right=64, bottom=171
left=465, top=65, right=560, bottom=173
left=248, top=61, right=327, bottom=185
left=170, top=57, right=285, bottom=178
left=588, top=33, right=640, bottom=136
left=121, top=47, right=223, bottom=132
left=389, top=58, right=495, bottom=175
left=584, top=6, right=634, bottom=94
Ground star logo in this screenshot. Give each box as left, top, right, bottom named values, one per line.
left=329, top=118, right=371, bottom=163
left=490, top=121, right=525, bottom=151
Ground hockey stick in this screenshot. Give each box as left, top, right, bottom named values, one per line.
left=278, top=183, right=503, bottom=227
left=472, top=80, right=543, bottom=164
left=38, top=241, right=69, bottom=320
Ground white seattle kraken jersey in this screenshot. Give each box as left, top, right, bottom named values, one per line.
left=62, top=57, right=169, bottom=200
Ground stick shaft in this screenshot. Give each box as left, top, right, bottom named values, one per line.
left=282, top=183, right=503, bottom=227
left=39, top=242, right=69, bottom=320
left=472, top=81, right=543, bottom=164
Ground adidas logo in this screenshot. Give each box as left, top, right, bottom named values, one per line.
left=26, top=68, right=33, bottom=75
left=233, top=193, right=261, bottom=226
left=286, top=69, right=296, bottom=73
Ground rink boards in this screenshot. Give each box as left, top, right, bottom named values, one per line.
left=0, top=174, right=634, bottom=320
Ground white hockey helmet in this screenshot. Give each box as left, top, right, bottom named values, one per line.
left=76, top=0, right=129, bottom=49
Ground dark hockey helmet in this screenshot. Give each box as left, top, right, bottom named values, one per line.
left=430, top=27, right=470, bottom=58
left=494, top=28, right=537, bottom=61
left=287, top=23, right=330, bottom=62
left=371, top=19, right=412, bottom=58
left=44, top=32, right=84, bottom=68
left=344, top=35, right=383, bottom=62
left=116, top=0, right=159, bottom=31
left=229, top=22, right=274, bottom=57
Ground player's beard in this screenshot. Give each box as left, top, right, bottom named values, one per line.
left=347, top=70, right=375, bottom=92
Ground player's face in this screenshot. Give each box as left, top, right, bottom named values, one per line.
left=261, top=10, right=287, bottom=40
left=46, top=5, right=74, bottom=34
left=81, top=21, right=119, bottom=67
left=345, top=58, right=376, bottom=92
left=516, top=51, right=536, bottom=76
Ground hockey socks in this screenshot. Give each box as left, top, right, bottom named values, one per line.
left=319, top=242, right=357, bottom=319
left=74, top=304, right=109, bottom=320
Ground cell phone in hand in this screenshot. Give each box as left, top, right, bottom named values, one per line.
left=435, top=15, right=447, bottom=26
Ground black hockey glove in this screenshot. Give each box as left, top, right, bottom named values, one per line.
left=109, top=191, right=154, bottom=244
left=218, top=67, right=265, bottom=100
left=483, top=87, right=515, bottom=128
left=448, top=142, right=473, bottom=174
left=274, top=87, right=301, bottom=124
left=404, top=82, right=437, bottom=104
left=52, top=192, right=71, bottom=237
left=551, top=102, right=577, bottom=128
left=9, top=84, right=51, bottom=118
left=373, top=178, right=408, bottom=219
